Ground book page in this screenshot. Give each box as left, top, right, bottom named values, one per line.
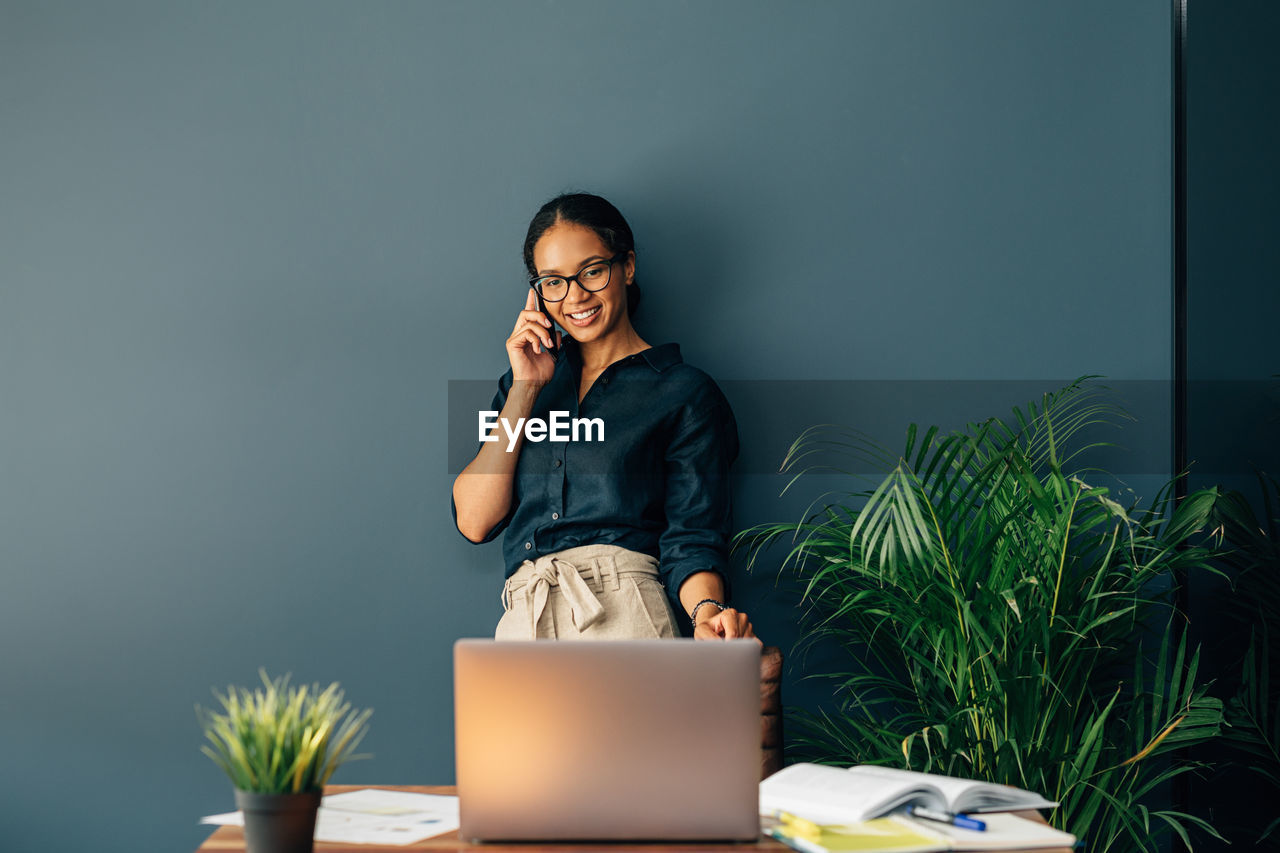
left=760, top=764, right=944, bottom=824
left=847, top=766, right=980, bottom=808
left=848, top=766, right=1056, bottom=814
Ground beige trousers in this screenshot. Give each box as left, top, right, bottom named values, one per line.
left=495, top=544, right=680, bottom=640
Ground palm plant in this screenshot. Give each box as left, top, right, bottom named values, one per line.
left=736, top=379, right=1229, bottom=852
left=198, top=669, right=372, bottom=794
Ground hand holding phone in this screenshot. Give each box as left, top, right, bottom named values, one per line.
left=506, top=288, right=561, bottom=383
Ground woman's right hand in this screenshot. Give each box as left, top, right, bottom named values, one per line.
left=507, top=289, right=561, bottom=384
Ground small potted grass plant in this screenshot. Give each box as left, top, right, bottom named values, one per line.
left=198, top=670, right=372, bottom=853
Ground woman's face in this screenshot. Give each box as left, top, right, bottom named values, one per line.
left=532, top=221, right=635, bottom=345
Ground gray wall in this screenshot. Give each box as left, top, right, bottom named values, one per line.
left=0, top=2, right=1173, bottom=851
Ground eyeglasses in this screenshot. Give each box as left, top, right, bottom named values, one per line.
left=529, top=252, right=627, bottom=303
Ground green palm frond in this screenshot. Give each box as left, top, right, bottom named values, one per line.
left=736, top=378, right=1229, bottom=853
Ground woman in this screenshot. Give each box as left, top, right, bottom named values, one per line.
left=452, top=192, right=757, bottom=643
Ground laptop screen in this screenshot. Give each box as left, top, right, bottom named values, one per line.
left=453, top=639, right=762, bottom=842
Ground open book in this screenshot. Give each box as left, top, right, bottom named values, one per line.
left=759, top=764, right=1058, bottom=826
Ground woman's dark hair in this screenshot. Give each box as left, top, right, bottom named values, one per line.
left=523, top=192, right=642, bottom=317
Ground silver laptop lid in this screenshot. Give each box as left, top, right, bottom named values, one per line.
left=454, top=639, right=761, bottom=842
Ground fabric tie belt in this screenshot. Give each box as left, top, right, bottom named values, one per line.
left=523, top=554, right=606, bottom=635
left=503, top=547, right=661, bottom=638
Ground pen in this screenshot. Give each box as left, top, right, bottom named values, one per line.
left=907, top=805, right=987, bottom=832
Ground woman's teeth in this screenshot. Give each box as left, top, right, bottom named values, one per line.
left=569, top=306, right=600, bottom=320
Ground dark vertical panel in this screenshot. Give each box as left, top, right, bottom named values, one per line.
left=1185, top=1, right=1280, bottom=849
left=1171, top=2, right=1192, bottom=844
left=1173, top=0, right=1188, bottom=507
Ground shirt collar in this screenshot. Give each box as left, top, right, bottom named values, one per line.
left=638, top=342, right=682, bottom=372
left=561, top=338, right=682, bottom=374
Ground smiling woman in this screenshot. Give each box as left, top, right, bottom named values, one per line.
left=450, top=192, right=759, bottom=644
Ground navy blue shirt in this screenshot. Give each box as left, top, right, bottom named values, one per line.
left=453, top=337, right=739, bottom=613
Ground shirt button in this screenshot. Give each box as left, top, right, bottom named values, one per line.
left=551, top=512, right=559, bottom=520
left=601, top=377, right=609, bottom=384
left=553, top=459, right=562, bottom=468
left=524, top=542, right=532, bottom=550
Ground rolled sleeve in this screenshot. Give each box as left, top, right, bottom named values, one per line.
left=451, top=492, right=511, bottom=544
left=657, top=380, right=739, bottom=611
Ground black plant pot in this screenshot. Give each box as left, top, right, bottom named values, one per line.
left=234, top=789, right=322, bottom=853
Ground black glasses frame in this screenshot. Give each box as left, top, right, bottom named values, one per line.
left=528, top=252, right=628, bottom=302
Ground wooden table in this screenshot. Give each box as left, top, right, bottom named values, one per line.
left=195, top=785, right=1072, bottom=852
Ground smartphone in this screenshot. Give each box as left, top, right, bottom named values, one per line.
left=536, top=292, right=560, bottom=358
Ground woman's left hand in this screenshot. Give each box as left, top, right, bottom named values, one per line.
left=693, top=607, right=761, bottom=644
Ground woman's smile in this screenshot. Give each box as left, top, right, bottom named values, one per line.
left=565, top=304, right=602, bottom=325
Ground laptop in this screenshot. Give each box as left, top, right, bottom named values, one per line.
left=453, top=638, right=762, bottom=842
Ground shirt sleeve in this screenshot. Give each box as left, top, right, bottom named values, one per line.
left=657, top=377, right=740, bottom=613
left=451, top=370, right=516, bottom=544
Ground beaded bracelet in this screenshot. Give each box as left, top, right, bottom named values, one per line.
left=690, top=598, right=728, bottom=625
